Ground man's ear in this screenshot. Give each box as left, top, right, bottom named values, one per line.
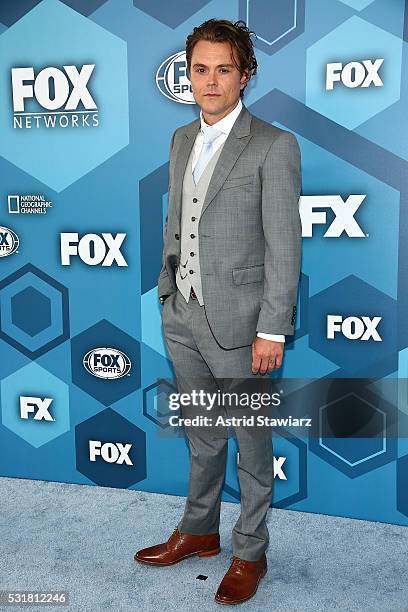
left=240, top=69, right=249, bottom=88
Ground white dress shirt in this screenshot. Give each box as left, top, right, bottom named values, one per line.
left=191, top=99, right=285, bottom=344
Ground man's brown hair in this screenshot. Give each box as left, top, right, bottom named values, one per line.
left=185, top=19, right=258, bottom=98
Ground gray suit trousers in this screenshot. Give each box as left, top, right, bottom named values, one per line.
left=162, top=288, right=274, bottom=562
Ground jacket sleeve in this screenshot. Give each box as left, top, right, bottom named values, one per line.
left=256, top=131, right=302, bottom=335
left=158, top=130, right=177, bottom=299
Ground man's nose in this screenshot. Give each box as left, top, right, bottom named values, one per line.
left=207, top=70, right=218, bottom=85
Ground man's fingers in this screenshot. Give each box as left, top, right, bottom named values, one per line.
left=274, top=354, right=283, bottom=369
left=251, top=343, right=262, bottom=373
left=252, top=339, right=284, bottom=374
left=252, top=356, right=261, bottom=373
left=267, top=357, right=276, bottom=373
left=258, top=356, right=270, bottom=375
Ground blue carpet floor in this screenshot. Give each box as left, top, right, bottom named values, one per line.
left=0, top=476, right=407, bottom=612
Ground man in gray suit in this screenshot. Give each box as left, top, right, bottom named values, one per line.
left=135, top=18, right=302, bottom=605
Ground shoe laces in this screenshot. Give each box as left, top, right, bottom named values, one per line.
left=231, top=556, right=247, bottom=569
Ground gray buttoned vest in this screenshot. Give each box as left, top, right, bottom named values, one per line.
left=175, top=140, right=225, bottom=304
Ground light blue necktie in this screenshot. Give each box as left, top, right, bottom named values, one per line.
left=193, top=124, right=223, bottom=185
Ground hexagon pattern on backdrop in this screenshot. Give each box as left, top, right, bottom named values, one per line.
left=70, top=319, right=141, bottom=406
left=0, top=0, right=110, bottom=26
left=0, top=0, right=407, bottom=526
left=75, top=408, right=146, bottom=488
left=306, top=16, right=403, bottom=129
left=0, top=0, right=129, bottom=192
left=1, top=361, right=70, bottom=448
left=0, top=264, right=69, bottom=359
left=241, top=0, right=305, bottom=56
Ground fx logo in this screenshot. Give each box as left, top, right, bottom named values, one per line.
left=326, top=59, right=384, bottom=90
left=89, top=440, right=133, bottom=465
left=327, top=315, right=382, bottom=341
left=299, top=195, right=366, bottom=237
left=20, top=396, right=54, bottom=421
left=239, top=454, right=287, bottom=480
left=60, top=233, right=127, bottom=266
left=11, top=65, right=97, bottom=112
left=273, top=456, right=287, bottom=480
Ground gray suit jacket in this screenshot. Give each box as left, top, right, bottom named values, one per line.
left=158, top=102, right=302, bottom=350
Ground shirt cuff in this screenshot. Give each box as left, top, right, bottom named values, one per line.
left=256, top=332, right=285, bottom=343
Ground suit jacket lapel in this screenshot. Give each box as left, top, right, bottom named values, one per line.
left=173, top=103, right=253, bottom=222
left=201, top=105, right=252, bottom=217
left=173, top=119, right=199, bottom=222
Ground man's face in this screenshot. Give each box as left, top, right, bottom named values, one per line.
left=189, top=39, right=248, bottom=124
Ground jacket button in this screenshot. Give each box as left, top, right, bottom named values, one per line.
left=190, top=233, right=196, bottom=239
left=193, top=198, right=198, bottom=203
left=190, top=252, right=195, bottom=257
left=191, top=217, right=196, bottom=221
left=175, top=233, right=179, bottom=240
left=189, top=269, right=194, bottom=274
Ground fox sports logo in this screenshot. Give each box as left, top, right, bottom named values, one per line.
left=0, top=226, right=19, bottom=257
left=83, top=347, right=131, bottom=380
left=156, top=51, right=195, bottom=104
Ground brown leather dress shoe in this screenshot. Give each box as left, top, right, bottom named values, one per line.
left=134, top=527, right=221, bottom=566
left=214, top=553, right=267, bottom=605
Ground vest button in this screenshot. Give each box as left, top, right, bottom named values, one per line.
left=190, top=233, right=196, bottom=239
left=189, top=269, right=194, bottom=274
left=190, top=252, right=195, bottom=257
left=191, top=217, right=196, bottom=221
left=175, top=233, right=180, bottom=240
left=193, top=198, right=198, bottom=203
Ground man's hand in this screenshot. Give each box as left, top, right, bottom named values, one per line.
left=251, top=337, right=284, bottom=374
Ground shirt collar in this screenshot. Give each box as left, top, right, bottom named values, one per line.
left=199, top=98, right=243, bottom=135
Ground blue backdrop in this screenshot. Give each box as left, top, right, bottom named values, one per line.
left=0, top=0, right=407, bottom=527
